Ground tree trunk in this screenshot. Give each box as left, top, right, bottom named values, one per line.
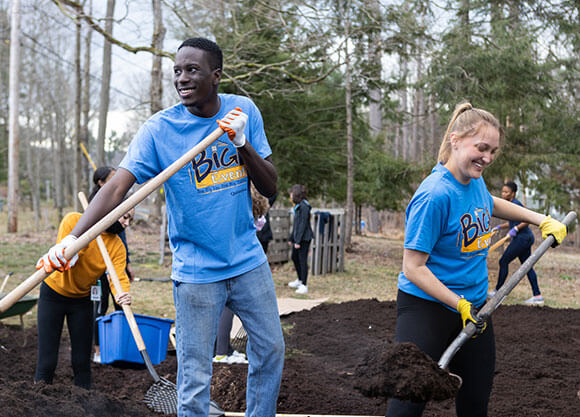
left=344, top=32, right=355, bottom=248
left=55, top=112, right=65, bottom=219
left=399, top=49, right=409, bottom=160
left=366, top=0, right=382, bottom=234
left=96, top=0, right=115, bottom=166
left=366, top=0, right=382, bottom=138
left=7, top=0, right=22, bottom=233
left=24, top=111, right=41, bottom=230
left=412, top=49, right=424, bottom=161
left=73, top=9, right=82, bottom=211
left=82, top=0, right=93, bottom=189
left=149, top=0, right=166, bottom=223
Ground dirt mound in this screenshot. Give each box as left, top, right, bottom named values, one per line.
left=355, top=342, right=460, bottom=402
left=1, top=299, right=579, bottom=416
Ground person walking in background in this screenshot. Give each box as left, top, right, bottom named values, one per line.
left=386, top=102, right=567, bottom=417
left=288, top=184, right=314, bottom=294
left=89, top=166, right=136, bottom=363
left=34, top=210, right=132, bottom=389
left=488, top=181, right=544, bottom=305
left=36, top=37, right=285, bottom=416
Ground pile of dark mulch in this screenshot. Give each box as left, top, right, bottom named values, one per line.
left=1, top=299, right=579, bottom=416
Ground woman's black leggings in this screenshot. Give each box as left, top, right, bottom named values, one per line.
left=35, top=282, right=94, bottom=389
left=291, top=240, right=311, bottom=285
left=386, top=291, right=495, bottom=417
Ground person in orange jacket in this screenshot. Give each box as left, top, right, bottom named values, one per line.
left=35, top=210, right=133, bottom=389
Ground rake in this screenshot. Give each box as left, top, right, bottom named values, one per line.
left=79, top=192, right=179, bottom=413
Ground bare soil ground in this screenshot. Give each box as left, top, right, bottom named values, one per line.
left=1, top=217, right=579, bottom=416
left=0, top=298, right=579, bottom=416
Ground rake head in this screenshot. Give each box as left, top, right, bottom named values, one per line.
left=144, top=377, right=178, bottom=414
left=143, top=377, right=225, bottom=416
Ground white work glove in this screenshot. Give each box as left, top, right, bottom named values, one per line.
left=217, top=107, right=247, bottom=148
left=36, top=235, right=79, bottom=273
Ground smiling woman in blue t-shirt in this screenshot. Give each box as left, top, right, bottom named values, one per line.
left=386, top=102, right=567, bottom=417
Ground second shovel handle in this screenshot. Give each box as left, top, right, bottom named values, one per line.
left=78, top=192, right=147, bottom=351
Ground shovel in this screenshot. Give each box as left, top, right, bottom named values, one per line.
left=79, top=192, right=226, bottom=416
left=78, top=192, right=178, bottom=414
left=0, top=126, right=224, bottom=314
left=438, top=211, right=577, bottom=383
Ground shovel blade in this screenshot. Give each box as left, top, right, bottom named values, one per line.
left=144, top=377, right=178, bottom=414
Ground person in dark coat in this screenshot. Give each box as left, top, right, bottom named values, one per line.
left=287, top=184, right=314, bottom=294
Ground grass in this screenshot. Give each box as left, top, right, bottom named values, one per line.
left=1, top=204, right=579, bottom=330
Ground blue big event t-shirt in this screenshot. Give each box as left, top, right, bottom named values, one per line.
left=119, top=94, right=271, bottom=283
left=397, top=163, right=495, bottom=308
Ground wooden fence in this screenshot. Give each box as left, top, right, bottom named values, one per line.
left=267, top=207, right=346, bottom=275
left=310, top=209, right=345, bottom=275
left=267, top=208, right=292, bottom=264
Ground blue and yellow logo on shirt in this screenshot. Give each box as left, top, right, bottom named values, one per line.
left=459, top=207, right=493, bottom=253
left=188, top=142, right=247, bottom=193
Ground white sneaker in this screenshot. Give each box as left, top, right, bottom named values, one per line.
left=231, top=350, right=246, bottom=359
left=227, top=355, right=248, bottom=364
left=487, top=289, right=497, bottom=299
left=93, top=352, right=101, bottom=363
left=295, top=284, right=308, bottom=294
left=524, top=295, right=544, bottom=306
left=213, top=354, right=248, bottom=364
left=288, top=279, right=302, bottom=288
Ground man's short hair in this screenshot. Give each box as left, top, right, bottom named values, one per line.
left=178, top=37, right=223, bottom=71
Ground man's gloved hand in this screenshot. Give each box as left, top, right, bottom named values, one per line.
left=457, top=298, right=487, bottom=337
left=539, top=216, right=567, bottom=247
left=508, top=226, right=518, bottom=238
left=35, top=235, right=79, bottom=273
left=217, top=107, right=247, bottom=148
left=492, top=225, right=501, bottom=233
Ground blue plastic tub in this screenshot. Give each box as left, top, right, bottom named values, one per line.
left=96, top=311, right=174, bottom=365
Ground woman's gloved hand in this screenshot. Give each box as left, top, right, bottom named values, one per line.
left=457, top=298, right=487, bottom=337
left=539, top=216, right=567, bottom=247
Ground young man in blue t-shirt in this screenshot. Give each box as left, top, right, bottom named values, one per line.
left=37, top=37, right=284, bottom=416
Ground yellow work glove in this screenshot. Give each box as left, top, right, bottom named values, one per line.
left=539, top=216, right=567, bottom=247
left=457, top=298, right=487, bottom=337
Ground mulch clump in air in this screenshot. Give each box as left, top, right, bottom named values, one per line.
left=355, top=341, right=460, bottom=402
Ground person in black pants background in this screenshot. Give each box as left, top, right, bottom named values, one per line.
left=287, top=184, right=313, bottom=294
left=488, top=181, right=544, bottom=305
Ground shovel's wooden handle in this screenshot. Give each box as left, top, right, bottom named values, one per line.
left=78, top=192, right=146, bottom=351
left=0, top=127, right=224, bottom=313
left=489, top=234, right=509, bottom=252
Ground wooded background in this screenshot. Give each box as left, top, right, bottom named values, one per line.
left=1, top=0, right=579, bottom=245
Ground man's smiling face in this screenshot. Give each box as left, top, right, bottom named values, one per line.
left=173, top=46, right=221, bottom=117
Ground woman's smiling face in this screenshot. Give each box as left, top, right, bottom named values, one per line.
left=446, top=123, right=500, bottom=184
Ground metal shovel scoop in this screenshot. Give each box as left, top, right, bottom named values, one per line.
left=438, top=211, right=577, bottom=384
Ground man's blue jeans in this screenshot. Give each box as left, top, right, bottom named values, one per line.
left=173, top=261, right=285, bottom=416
